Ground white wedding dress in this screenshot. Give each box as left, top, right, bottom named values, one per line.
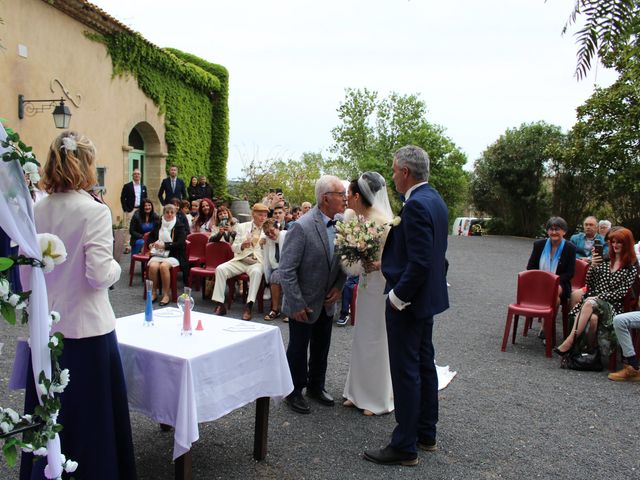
left=342, top=209, right=394, bottom=415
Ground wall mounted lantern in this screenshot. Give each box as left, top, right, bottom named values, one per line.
left=18, top=94, right=72, bottom=129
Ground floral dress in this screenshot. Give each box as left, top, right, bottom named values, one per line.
left=569, top=261, right=638, bottom=354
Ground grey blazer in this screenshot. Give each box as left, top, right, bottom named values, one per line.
left=280, top=206, right=346, bottom=323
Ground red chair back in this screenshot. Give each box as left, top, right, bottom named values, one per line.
left=571, top=259, right=589, bottom=290
left=516, top=270, right=559, bottom=309
left=141, top=232, right=152, bottom=255
left=187, top=233, right=208, bottom=261
left=206, top=242, right=234, bottom=269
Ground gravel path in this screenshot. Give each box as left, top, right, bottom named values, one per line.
left=2, top=235, right=640, bottom=479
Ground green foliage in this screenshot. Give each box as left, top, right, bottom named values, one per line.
left=329, top=88, right=469, bottom=219
left=561, top=0, right=639, bottom=79
left=230, top=152, right=324, bottom=206
left=87, top=32, right=228, bottom=196
left=470, top=121, right=564, bottom=236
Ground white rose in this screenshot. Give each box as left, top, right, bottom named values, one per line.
left=391, top=216, right=401, bottom=227
left=8, top=294, right=21, bottom=307
left=38, top=383, right=48, bottom=396
left=0, top=278, right=9, bottom=299
left=33, top=446, right=48, bottom=456
left=37, top=233, right=67, bottom=271
left=23, top=414, right=32, bottom=422
left=63, top=460, right=78, bottom=473
left=41, top=256, right=55, bottom=274
left=21, top=443, right=34, bottom=453
left=4, top=407, right=19, bottom=423
left=22, top=161, right=38, bottom=176
left=49, top=335, right=59, bottom=347
left=0, top=421, right=11, bottom=434
left=50, top=311, right=61, bottom=324
left=59, top=369, right=70, bottom=387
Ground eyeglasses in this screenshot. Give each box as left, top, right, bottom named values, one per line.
left=325, top=191, right=347, bottom=198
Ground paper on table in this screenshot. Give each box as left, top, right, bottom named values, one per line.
left=154, top=307, right=182, bottom=317
left=223, top=324, right=269, bottom=332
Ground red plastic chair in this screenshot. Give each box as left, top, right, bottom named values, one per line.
left=128, top=232, right=151, bottom=286
left=561, top=259, right=590, bottom=337
left=501, top=270, right=560, bottom=358
left=186, top=233, right=208, bottom=267
left=190, top=242, right=234, bottom=298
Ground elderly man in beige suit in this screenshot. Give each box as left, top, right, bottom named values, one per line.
left=212, top=203, right=269, bottom=320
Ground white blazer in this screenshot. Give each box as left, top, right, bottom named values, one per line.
left=34, top=190, right=121, bottom=339
left=263, top=230, right=286, bottom=283
left=231, top=221, right=265, bottom=263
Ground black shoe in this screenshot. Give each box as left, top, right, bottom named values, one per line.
left=417, top=437, right=437, bottom=452
left=285, top=392, right=310, bottom=414
left=363, top=446, right=418, bottom=466
left=306, top=388, right=335, bottom=406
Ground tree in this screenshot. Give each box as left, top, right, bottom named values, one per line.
left=560, top=0, right=639, bottom=79
left=470, top=122, right=564, bottom=236
left=329, top=88, right=469, bottom=219
left=229, top=152, right=324, bottom=206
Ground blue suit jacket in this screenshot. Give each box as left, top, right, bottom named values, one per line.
left=158, top=177, right=187, bottom=205
left=382, top=183, right=449, bottom=318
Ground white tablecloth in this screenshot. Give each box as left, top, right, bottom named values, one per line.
left=116, top=308, right=293, bottom=460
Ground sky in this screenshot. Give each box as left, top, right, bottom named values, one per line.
left=91, top=0, right=617, bottom=180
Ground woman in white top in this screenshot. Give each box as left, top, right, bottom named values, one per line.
left=21, top=130, right=137, bottom=480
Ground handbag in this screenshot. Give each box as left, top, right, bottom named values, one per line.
left=562, top=349, right=602, bottom=371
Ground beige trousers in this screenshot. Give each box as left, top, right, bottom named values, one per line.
left=212, top=259, right=264, bottom=304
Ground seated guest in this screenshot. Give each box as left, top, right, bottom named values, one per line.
left=261, top=218, right=287, bottom=320
left=554, top=227, right=638, bottom=362
left=193, top=197, right=216, bottom=234
left=170, top=197, right=191, bottom=233
left=209, top=205, right=237, bottom=244
left=211, top=203, right=269, bottom=320
left=190, top=199, right=200, bottom=219
left=599, top=219, right=612, bottom=260
left=570, top=216, right=604, bottom=260
left=301, top=201, right=312, bottom=216
left=526, top=216, right=576, bottom=339
left=272, top=203, right=286, bottom=230
left=147, top=204, right=188, bottom=306
left=129, top=199, right=160, bottom=254
left=181, top=199, right=193, bottom=225
left=609, top=310, right=640, bottom=381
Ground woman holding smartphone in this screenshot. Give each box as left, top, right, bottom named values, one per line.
left=554, top=227, right=638, bottom=362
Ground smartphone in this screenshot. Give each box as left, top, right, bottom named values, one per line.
left=593, top=239, right=603, bottom=257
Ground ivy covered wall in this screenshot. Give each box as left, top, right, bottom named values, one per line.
left=88, top=32, right=229, bottom=196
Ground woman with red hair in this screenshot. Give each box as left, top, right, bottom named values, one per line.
left=555, top=227, right=638, bottom=362
left=193, top=197, right=216, bottom=234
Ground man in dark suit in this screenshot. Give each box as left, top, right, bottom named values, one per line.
left=158, top=164, right=187, bottom=205
left=364, top=145, right=449, bottom=466
left=120, top=168, right=147, bottom=251
left=279, top=175, right=347, bottom=414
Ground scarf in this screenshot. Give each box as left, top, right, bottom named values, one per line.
left=159, top=217, right=177, bottom=243
left=539, top=238, right=565, bottom=273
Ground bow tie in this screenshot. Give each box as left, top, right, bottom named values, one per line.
left=326, top=220, right=337, bottom=227
left=399, top=194, right=406, bottom=203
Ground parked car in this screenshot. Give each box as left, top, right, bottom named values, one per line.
left=451, top=217, right=490, bottom=236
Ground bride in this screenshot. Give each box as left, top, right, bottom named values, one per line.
left=342, top=171, right=395, bottom=416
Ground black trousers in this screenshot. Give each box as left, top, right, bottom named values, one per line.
left=286, top=307, right=333, bottom=394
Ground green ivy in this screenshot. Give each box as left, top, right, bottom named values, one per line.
left=87, top=32, right=229, bottom=197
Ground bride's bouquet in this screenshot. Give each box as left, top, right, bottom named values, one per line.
left=334, top=215, right=386, bottom=276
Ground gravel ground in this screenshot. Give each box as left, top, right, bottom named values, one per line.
left=2, top=235, right=640, bottom=479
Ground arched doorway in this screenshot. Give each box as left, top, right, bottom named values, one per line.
left=128, top=127, right=145, bottom=182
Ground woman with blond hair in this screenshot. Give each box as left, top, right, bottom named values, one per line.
left=20, top=131, right=136, bottom=479
left=555, top=227, right=638, bottom=365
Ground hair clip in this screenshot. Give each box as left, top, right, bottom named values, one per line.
left=61, top=136, right=77, bottom=152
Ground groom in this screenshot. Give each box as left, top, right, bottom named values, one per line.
left=364, top=145, right=449, bottom=466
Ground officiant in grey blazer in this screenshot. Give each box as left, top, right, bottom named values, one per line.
left=279, top=175, right=347, bottom=414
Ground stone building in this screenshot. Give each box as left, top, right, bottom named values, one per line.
left=0, top=0, right=228, bottom=224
